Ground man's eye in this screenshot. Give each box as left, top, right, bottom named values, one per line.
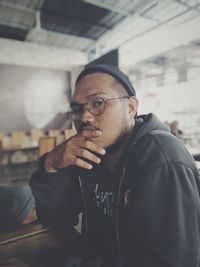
left=92, top=99, right=104, bottom=108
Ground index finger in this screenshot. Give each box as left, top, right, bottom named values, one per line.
left=80, top=129, right=102, bottom=139
left=82, top=139, right=106, bottom=156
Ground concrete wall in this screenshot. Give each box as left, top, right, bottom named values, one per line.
left=0, top=38, right=88, bottom=133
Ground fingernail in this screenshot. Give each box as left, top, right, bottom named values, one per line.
left=96, top=130, right=102, bottom=135
left=88, top=164, right=93, bottom=169
left=101, top=149, right=106, bottom=155
left=97, top=158, right=101, bottom=164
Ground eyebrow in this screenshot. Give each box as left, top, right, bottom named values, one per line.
left=71, top=91, right=108, bottom=106
left=86, top=91, right=107, bottom=98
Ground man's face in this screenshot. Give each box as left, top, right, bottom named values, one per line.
left=72, top=72, right=135, bottom=149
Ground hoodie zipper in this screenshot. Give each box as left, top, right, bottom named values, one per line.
left=79, top=167, right=126, bottom=248
left=115, top=167, right=126, bottom=252
left=78, top=175, right=88, bottom=237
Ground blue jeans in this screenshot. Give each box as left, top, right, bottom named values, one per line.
left=0, top=185, right=35, bottom=232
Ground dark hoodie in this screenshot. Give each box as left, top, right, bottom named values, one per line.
left=30, top=113, right=200, bottom=267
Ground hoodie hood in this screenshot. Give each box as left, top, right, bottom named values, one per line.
left=121, top=113, right=170, bottom=168
left=133, top=113, right=170, bottom=144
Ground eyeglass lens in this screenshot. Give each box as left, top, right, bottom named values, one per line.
left=68, top=96, right=129, bottom=121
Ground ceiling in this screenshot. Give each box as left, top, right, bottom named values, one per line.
left=0, top=0, right=200, bottom=71
left=0, top=0, right=126, bottom=51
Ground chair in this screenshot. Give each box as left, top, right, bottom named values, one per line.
left=30, top=130, right=44, bottom=147
left=192, top=153, right=200, bottom=170
left=48, top=129, right=64, bottom=145
left=192, top=153, right=200, bottom=162
left=11, top=131, right=25, bottom=149
left=0, top=140, right=3, bottom=164
left=38, top=136, right=56, bottom=157
left=0, top=131, right=4, bottom=142
left=64, top=129, right=76, bottom=140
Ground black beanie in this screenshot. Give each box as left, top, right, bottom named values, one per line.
left=76, top=64, right=136, bottom=96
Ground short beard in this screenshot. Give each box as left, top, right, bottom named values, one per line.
left=106, top=126, right=132, bottom=154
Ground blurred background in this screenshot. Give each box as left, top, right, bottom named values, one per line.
left=0, top=0, right=200, bottom=183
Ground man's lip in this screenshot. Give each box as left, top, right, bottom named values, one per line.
left=81, top=126, right=98, bottom=131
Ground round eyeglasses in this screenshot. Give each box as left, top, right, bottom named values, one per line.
left=67, top=96, right=129, bottom=121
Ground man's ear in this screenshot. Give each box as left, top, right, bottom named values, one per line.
left=128, top=97, right=138, bottom=118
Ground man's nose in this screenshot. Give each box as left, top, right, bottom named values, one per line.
left=81, top=108, right=95, bottom=123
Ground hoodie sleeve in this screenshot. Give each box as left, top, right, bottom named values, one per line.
left=120, top=162, right=200, bottom=267
left=30, top=158, right=82, bottom=228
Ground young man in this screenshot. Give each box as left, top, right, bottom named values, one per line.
left=30, top=64, right=200, bottom=267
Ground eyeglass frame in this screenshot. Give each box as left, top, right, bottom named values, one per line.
left=67, top=95, right=130, bottom=120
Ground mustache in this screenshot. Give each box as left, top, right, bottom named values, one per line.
left=78, top=123, right=100, bottom=132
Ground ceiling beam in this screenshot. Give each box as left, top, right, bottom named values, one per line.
left=0, top=37, right=87, bottom=71
left=120, top=16, right=200, bottom=67
left=88, top=0, right=200, bottom=62
left=0, top=20, right=30, bottom=30
left=0, top=1, right=36, bottom=13
left=175, top=0, right=200, bottom=14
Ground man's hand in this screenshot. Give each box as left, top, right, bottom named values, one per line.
left=44, top=129, right=106, bottom=172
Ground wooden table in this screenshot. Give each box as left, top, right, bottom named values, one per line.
left=0, top=222, right=81, bottom=267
